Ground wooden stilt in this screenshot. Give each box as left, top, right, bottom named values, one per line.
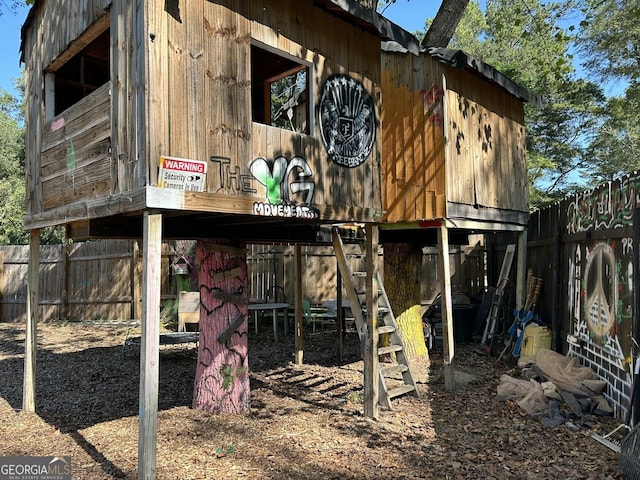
left=337, top=262, right=344, bottom=362
left=295, top=244, right=303, bottom=366
left=363, top=224, right=379, bottom=419
left=23, top=229, right=39, bottom=413
left=138, top=212, right=162, bottom=480
left=437, top=225, right=456, bottom=391
left=516, top=230, right=528, bottom=309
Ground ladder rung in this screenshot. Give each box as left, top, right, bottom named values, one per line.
left=387, top=384, right=416, bottom=399
left=381, top=364, right=408, bottom=376
left=377, top=325, right=395, bottom=334
left=378, top=344, right=403, bottom=355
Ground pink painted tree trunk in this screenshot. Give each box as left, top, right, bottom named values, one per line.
left=193, top=240, right=249, bottom=414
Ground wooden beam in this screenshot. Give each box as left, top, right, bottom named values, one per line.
left=337, top=259, right=344, bottom=362
left=363, top=224, right=379, bottom=419
left=138, top=212, right=162, bottom=480
left=516, top=230, right=528, bottom=309
left=294, top=244, right=304, bottom=366
left=217, top=313, right=246, bottom=344
left=23, top=229, right=39, bottom=413
left=437, top=225, right=456, bottom=391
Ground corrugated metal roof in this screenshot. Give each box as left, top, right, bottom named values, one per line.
left=20, top=0, right=421, bottom=62
left=382, top=41, right=543, bottom=106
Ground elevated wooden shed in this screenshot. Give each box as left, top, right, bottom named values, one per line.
left=21, top=0, right=417, bottom=240
left=381, top=42, right=539, bottom=231
left=380, top=42, right=542, bottom=387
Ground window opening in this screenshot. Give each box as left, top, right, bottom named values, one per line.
left=50, top=29, right=110, bottom=116
left=251, top=44, right=310, bottom=134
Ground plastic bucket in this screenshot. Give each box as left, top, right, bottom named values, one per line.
left=520, top=324, right=552, bottom=363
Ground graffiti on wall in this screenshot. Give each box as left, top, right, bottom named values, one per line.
left=319, top=74, right=376, bottom=168
left=566, top=172, right=640, bottom=234
left=210, top=156, right=256, bottom=195
left=421, top=85, right=444, bottom=125
left=249, top=155, right=319, bottom=219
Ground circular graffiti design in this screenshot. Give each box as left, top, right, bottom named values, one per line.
left=319, top=74, right=376, bottom=168
left=584, top=243, right=617, bottom=342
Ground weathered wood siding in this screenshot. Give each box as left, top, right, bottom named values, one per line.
left=23, top=0, right=111, bottom=218
left=40, top=83, right=111, bottom=210
left=381, top=51, right=529, bottom=223
left=444, top=65, right=528, bottom=213
left=24, top=0, right=385, bottom=227
left=381, top=51, right=447, bottom=223
left=146, top=0, right=382, bottom=219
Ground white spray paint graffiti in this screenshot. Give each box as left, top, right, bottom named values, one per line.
left=568, top=241, right=633, bottom=418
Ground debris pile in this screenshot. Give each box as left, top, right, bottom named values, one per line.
left=496, top=348, right=613, bottom=426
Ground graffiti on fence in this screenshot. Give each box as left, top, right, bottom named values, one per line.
left=566, top=172, right=640, bottom=234
left=568, top=239, right=634, bottom=418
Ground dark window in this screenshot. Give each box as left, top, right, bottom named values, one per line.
left=251, top=44, right=309, bottom=134
left=53, top=29, right=110, bottom=116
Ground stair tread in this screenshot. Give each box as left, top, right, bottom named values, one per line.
left=387, top=384, right=417, bottom=399
left=378, top=344, right=403, bottom=355
left=381, top=364, right=408, bottom=376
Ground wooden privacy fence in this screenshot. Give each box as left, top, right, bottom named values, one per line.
left=247, top=241, right=487, bottom=308
left=0, top=240, right=186, bottom=323
left=1, top=239, right=487, bottom=323
left=526, top=171, right=640, bottom=420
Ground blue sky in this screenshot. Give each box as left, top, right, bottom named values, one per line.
left=0, top=3, right=436, bottom=98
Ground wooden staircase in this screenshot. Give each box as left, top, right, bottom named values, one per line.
left=332, top=227, right=419, bottom=409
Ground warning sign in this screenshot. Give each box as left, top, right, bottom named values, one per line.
left=158, top=156, right=207, bottom=192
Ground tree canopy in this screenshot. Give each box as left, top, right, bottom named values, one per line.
left=405, top=0, right=638, bottom=208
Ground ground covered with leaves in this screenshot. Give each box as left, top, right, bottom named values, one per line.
left=0, top=322, right=626, bottom=479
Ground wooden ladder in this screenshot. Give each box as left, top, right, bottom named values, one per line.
left=332, top=227, right=419, bottom=409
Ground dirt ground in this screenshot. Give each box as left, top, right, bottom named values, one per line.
left=0, top=321, right=626, bottom=479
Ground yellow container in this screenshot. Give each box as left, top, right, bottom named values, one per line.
left=520, top=324, right=552, bottom=360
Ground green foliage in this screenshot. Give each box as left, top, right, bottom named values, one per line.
left=448, top=0, right=603, bottom=209
left=575, top=0, right=640, bottom=185
left=577, top=0, right=640, bottom=82
left=0, top=89, right=27, bottom=244
left=585, top=82, right=640, bottom=182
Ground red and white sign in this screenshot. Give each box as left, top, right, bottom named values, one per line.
left=158, top=156, right=207, bottom=192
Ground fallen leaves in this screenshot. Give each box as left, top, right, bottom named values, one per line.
left=0, top=323, right=626, bottom=479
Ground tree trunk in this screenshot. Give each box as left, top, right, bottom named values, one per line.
left=193, top=239, right=250, bottom=414
left=383, top=243, right=427, bottom=358
left=422, top=0, right=470, bottom=48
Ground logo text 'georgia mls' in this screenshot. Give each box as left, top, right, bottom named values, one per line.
left=0, top=456, right=71, bottom=480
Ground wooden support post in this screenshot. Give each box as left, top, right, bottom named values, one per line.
left=138, top=212, right=162, bottom=480
left=295, top=244, right=303, bottom=366
left=23, top=229, right=39, bottom=413
left=437, top=225, right=456, bottom=391
left=516, top=230, right=528, bottom=309
left=0, top=249, right=5, bottom=322
left=62, top=229, right=70, bottom=321
left=363, top=224, right=379, bottom=419
left=132, top=240, right=142, bottom=320
left=337, top=259, right=344, bottom=362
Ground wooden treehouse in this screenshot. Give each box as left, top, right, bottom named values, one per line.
left=19, top=0, right=422, bottom=477
left=20, top=0, right=541, bottom=475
